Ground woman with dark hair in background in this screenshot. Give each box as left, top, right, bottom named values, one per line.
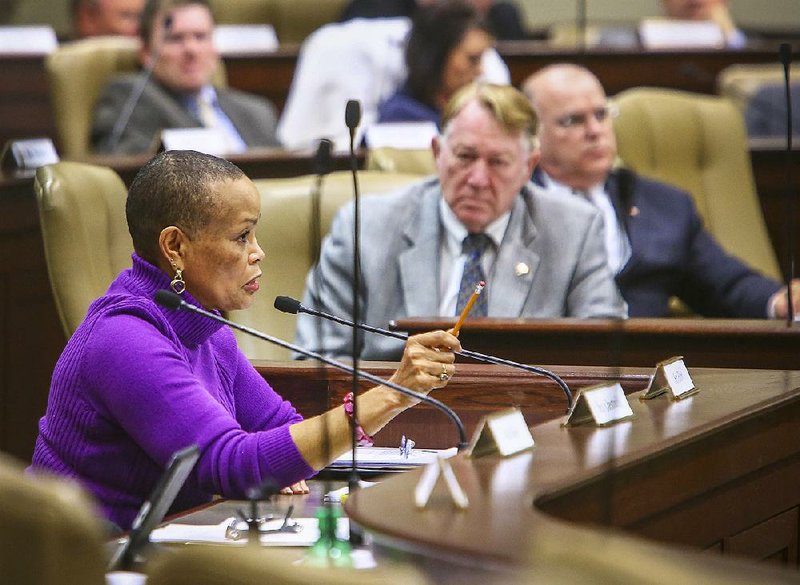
left=377, top=0, right=494, bottom=127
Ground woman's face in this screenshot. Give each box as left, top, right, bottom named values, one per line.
left=179, top=177, right=264, bottom=312
left=441, top=28, right=493, bottom=102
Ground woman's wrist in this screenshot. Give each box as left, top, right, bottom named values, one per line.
left=343, top=392, right=374, bottom=447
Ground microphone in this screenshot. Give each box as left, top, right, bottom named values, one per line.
left=779, top=43, right=795, bottom=324
left=310, top=138, right=333, bottom=266
left=106, top=14, right=173, bottom=152
left=575, top=0, right=587, bottom=52
left=154, top=290, right=469, bottom=451
left=275, top=295, right=574, bottom=411
left=345, top=100, right=362, bottom=137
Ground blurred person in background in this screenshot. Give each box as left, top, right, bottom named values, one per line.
left=72, top=0, right=145, bottom=38
left=92, top=0, right=279, bottom=154
left=378, top=0, right=494, bottom=127
left=660, top=0, right=745, bottom=47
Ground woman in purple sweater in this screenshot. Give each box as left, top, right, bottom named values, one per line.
left=30, top=150, right=459, bottom=530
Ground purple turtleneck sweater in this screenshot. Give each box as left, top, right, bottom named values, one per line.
left=31, top=254, right=314, bottom=530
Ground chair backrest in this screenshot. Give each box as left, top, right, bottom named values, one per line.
left=612, top=87, right=781, bottom=280
left=0, top=454, right=106, bottom=585
left=146, top=544, right=429, bottom=585
left=34, top=161, right=133, bottom=339
left=46, top=36, right=227, bottom=158
left=211, top=0, right=347, bottom=44
left=717, top=62, right=799, bottom=114
left=231, top=170, right=424, bottom=360
left=366, top=147, right=436, bottom=175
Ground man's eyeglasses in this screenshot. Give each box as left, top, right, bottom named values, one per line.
left=554, top=104, right=619, bottom=129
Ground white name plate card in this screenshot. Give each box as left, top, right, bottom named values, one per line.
left=160, top=128, right=242, bottom=156
left=0, top=26, right=58, bottom=54
left=414, top=455, right=469, bottom=510
left=213, top=25, right=278, bottom=55
left=468, top=407, right=535, bottom=459
left=1, top=138, right=59, bottom=170
left=564, top=383, right=634, bottom=427
left=639, top=19, right=725, bottom=50
left=642, top=356, right=698, bottom=401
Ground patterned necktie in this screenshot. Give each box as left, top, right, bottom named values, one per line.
left=456, top=233, right=490, bottom=317
left=196, top=94, right=219, bottom=129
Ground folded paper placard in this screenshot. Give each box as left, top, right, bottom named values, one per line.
left=414, top=455, right=468, bottom=510
left=160, top=128, right=243, bottom=156
left=468, top=407, right=534, bottom=459
left=641, top=356, right=698, bottom=400
left=563, top=383, right=634, bottom=427
left=1, top=138, right=59, bottom=170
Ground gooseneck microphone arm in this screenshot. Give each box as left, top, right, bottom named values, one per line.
left=154, top=290, right=468, bottom=450
left=310, top=138, right=333, bottom=266
left=275, top=295, right=574, bottom=411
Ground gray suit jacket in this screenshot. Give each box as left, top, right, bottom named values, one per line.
left=296, top=177, right=626, bottom=360
left=91, top=74, right=280, bottom=154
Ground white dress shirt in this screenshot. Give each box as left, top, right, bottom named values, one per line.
left=540, top=173, right=631, bottom=275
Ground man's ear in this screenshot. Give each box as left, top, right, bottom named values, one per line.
left=525, top=147, right=541, bottom=178
left=139, top=43, right=153, bottom=69
left=431, top=135, right=442, bottom=161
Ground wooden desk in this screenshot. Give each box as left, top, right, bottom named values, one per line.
left=395, top=317, right=800, bottom=370
left=165, top=366, right=800, bottom=582
left=256, top=361, right=652, bottom=449
left=347, top=368, right=800, bottom=578
left=81, top=148, right=362, bottom=186
left=0, top=46, right=781, bottom=149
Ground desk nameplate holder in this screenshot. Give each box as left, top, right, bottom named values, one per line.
left=641, top=356, right=698, bottom=401
left=563, top=383, right=634, bottom=427
left=1, top=138, right=59, bottom=171
left=468, top=407, right=535, bottom=459
left=414, top=455, right=468, bottom=510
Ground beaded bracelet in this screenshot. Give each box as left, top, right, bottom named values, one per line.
left=343, top=392, right=374, bottom=447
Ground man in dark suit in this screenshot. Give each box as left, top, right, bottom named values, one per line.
left=523, top=64, right=798, bottom=318
left=92, top=0, right=279, bottom=154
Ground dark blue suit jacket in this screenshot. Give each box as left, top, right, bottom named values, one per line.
left=534, top=168, right=781, bottom=317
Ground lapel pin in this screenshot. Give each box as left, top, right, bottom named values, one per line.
left=629, top=206, right=640, bottom=217
left=514, top=262, right=529, bottom=277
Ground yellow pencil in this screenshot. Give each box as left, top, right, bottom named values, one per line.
left=452, top=281, right=485, bottom=337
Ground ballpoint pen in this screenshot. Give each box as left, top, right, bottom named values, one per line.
left=452, top=281, right=485, bottom=337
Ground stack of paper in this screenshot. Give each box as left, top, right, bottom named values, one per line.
left=327, top=446, right=457, bottom=473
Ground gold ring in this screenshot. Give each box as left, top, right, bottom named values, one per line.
left=439, top=365, right=450, bottom=382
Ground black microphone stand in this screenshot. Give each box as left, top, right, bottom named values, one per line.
left=344, top=99, right=364, bottom=545
left=307, top=137, right=342, bottom=564
left=779, top=43, right=795, bottom=324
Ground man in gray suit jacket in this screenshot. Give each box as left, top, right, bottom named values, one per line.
left=92, top=0, right=279, bottom=155
left=296, top=83, right=626, bottom=361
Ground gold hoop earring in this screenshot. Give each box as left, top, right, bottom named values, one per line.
left=170, top=268, right=186, bottom=295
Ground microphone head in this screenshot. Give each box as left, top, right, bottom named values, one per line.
left=155, top=289, right=183, bottom=310
left=274, top=295, right=302, bottom=314
left=779, top=43, right=793, bottom=67
left=345, top=100, right=362, bottom=130
left=312, top=138, right=333, bottom=176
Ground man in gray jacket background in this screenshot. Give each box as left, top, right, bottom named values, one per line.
left=296, top=82, right=626, bottom=361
